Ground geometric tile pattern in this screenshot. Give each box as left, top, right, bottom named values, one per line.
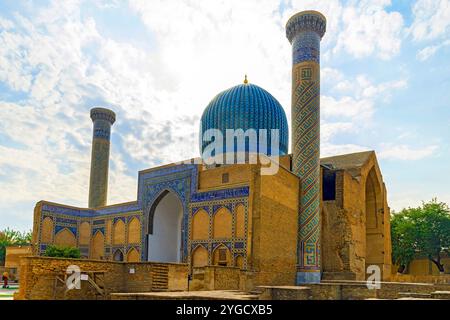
left=188, top=199, right=249, bottom=269
left=286, top=11, right=326, bottom=276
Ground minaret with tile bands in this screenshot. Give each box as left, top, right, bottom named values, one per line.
left=286, top=11, right=326, bottom=284
left=88, top=107, right=116, bottom=208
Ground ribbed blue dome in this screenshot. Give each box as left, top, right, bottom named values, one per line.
left=200, top=83, right=289, bottom=157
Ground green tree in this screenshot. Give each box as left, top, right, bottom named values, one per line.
left=391, top=210, right=416, bottom=273
left=0, top=228, right=32, bottom=265
left=44, top=245, right=81, bottom=259
left=391, top=199, right=450, bottom=273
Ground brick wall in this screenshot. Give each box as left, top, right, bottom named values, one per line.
left=190, top=266, right=252, bottom=291
left=15, top=256, right=188, bottom=300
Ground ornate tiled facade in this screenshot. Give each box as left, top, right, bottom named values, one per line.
left=30, top=10, right=393, bottom=287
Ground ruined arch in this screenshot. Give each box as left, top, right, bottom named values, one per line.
left=365, top=166, right=385, bottom=271
left=213, top=207, right=232, bottom=239
left=192, top=209, right=209, bottom=240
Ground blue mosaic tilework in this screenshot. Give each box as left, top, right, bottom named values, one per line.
left=191, top=186, right=249, bottom=203
left=137, top=164, right=198, bottom=204
left=286, top=12, right=326, bottom=42
left=192, top=206, right=210, bottom=216
left=127, top=215, right=140, bottom=222
left=55, top=217, right=78, bottom=225
left=292, top=31, right=320, bottom=64
left=92, top=227, right=105, bottom=235
left=212, top=204, right=233, bottom=214
left=93, top=219, right=105, bottom=225
left=92, top=119, right=112, bottom=141
left=200, top=83, right=289, bottom=156
left=42, top=204, right=94, bottom=217
left=55, top=225, right=77, bottom=236
left=113, top=217, right=126, bottom=224
left=95, top=202, right=141, bottom=215
left=234, top=242, right=245, bottom=249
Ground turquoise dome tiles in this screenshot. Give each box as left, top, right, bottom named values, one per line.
left=200, top=83, right=289, bottom=157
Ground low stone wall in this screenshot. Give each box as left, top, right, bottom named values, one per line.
left=391, top=274, right=450, bottom=284
left=258, top=286, right=311, bottom=300
left=190, top=266, right=253, bottom=291
left=320, top=280, right=450, bottom=300
left=257, top=280, right=450, bottom=300
left=15, top=256, right=189, bottom=300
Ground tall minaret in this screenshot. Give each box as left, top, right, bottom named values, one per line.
left=88, top=107, right=116, bottom=208
left=286, top=11, right=326, bottom=284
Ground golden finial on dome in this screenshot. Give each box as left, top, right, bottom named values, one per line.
left=243, top=74, right=248, bottom=84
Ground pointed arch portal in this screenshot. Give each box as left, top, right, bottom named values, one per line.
left=146, top=191, right=183, bottom=263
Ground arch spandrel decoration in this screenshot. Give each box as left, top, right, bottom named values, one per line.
left=139, top=164, right=198, bottom=262
left=54, top=228, right=77, bottom=247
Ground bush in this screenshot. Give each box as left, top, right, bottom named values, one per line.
left=44, top=245, right=81, bottom=259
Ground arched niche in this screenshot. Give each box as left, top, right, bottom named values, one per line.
left=212, top=244, right=231, bottom=266
left=127, top=248, right=140, bottom=262
left=191, top=209, right=209, bottom=240
left=191, top=245, right=208, bottom=267
left=54, top=228, right=76, bottom=247
left=91, top=231, right=104, bottom=260
left=365, top=167, right=385, bottom=270
left=127, top=217, right=141, bottom=244
left=146, top=191, right=183, bottom=263
left=213, top=207, right=232, bottom=239
left=113, top=249, right=124, bottom=262
left=113, top=219, right=126, bottom=245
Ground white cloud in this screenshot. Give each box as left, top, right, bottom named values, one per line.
left=409, top=0, right=450, bottom=41
left=285, top=0, right=404, bottom=60
left=378, top=144, right=439, bottom=160
left=416, top=39, right=450, bottom=61
left=322, top=95, right=374, bottom=120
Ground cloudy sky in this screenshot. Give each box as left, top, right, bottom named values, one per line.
left=0, top=0, right=449, bottom=231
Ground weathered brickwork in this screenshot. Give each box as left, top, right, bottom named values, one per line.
left=320, top=151, right=392, bottom=281
left=15, top=256, right=188, bottom=300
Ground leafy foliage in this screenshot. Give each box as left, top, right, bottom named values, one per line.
left=44, top=245, right=81, bottom=259
left=391, top=199, right=450, bottom=273
left=0, top=228, right=32, bottom=265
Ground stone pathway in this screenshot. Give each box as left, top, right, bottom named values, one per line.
left=111, top=290, right=259, bottom=300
